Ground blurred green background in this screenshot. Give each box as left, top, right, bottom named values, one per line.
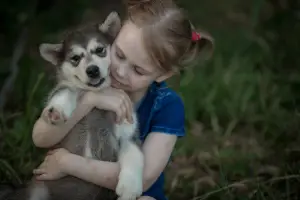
left=1, top=0, right=300, bottom=199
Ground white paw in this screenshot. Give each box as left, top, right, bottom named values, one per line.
left=115, top=113, right=138, bottom=140
left=42, top=105, right=67, bottom=125
left=116, top=170, right=143, bottom=200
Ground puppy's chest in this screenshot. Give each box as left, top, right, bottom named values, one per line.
left=62, top=108, right=118, bottom=160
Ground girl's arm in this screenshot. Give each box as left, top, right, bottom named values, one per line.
left=32, top=101, right=93, bottom=148
left=34, top=90, right=183, bottom=191
left=32, top=88, right=133, bottom=148
left=59, top=132, right=177, bottom=191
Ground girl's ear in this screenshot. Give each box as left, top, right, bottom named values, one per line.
left=99, top=11, right=122, bottom=38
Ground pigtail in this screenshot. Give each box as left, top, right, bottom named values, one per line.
left=191, top=29, right=214, bottom=61
left=179, top=27, right=214, bottom=72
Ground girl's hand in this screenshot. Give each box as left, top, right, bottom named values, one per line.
left=84, top=88, right=133, bottom=124
left=33, top=148, right=70, bottom=180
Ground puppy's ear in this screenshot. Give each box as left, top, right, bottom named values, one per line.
left=99, top=11, right=121, bottom=38
left=39, top=43, right=62, bottom=65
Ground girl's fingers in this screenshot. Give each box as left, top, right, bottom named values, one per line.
left=112, top=88, right=133, bottom=124
left=37, top=162, right=46, bottom=170
left=119, top=91, right=133, bottom=123
left=124, top=96, right=133, bottom=123
left=115, top=107, right=122, bottom=124
left=35, top=174, right=51, bottom=181
left=120, top=102, right=127, bottom=124
left=47, top=150, right=55, bottom=155
left=33, top=168, right=45, bottom=175
left=44, top=156, right=49, bottom=162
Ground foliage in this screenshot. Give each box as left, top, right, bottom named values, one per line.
left=1, top=0, right=300, bottom=199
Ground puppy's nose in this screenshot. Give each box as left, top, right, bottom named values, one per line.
left=86, top=65, right=100, bottom=78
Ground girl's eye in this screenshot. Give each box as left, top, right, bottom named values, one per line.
left=116, top=51, right=125, bottom=60
left=134, top=67, right=143, bottom=75
left=95, top=47, right=106, bottom=57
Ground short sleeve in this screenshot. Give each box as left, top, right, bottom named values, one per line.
left=150, top=94, right=185, bottom=137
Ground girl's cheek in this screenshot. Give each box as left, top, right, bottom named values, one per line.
left=130, top=74, right=140, bottom=90
left=110, top=57, right=118, bottom=71
left=127, top=74, right=133, bottom=88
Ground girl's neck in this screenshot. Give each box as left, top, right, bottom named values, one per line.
left=127, top=87, right=148, bottom=105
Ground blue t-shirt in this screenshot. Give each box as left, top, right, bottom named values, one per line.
left=135, top=81, right=185, bottom=200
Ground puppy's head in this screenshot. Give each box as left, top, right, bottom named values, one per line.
left=39, top=11, right=121, bottom=91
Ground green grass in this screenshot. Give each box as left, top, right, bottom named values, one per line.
left=1, top=0, right=300, bottom=199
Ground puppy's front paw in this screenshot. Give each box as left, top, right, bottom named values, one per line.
left=116, top=170, right=143, bottom=200
left=42, top=106, right=67, bottom=125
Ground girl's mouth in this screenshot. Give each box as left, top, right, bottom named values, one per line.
left=111, top=74, right=124, bottom=87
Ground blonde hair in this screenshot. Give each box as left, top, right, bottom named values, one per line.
left=123, top=0, right=214, bottom=73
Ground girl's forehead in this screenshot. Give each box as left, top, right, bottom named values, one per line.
left=117, top=22, right=143, bottom=49
left=115, top=22, right=153, bottom=69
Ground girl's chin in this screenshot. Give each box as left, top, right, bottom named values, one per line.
left=111, top=81, right=130, bottom=91
left=110, top=77, right=130, bottom=90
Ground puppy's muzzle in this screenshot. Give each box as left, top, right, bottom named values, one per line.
left=86, top=65, right=105, bottom=87
left=86, top=65, right=100, bottom=78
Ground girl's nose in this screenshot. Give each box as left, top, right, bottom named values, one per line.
left=115, top=63, right=127, bottom=77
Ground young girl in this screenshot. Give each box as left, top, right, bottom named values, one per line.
left=31, top=0, right=213, bottom=199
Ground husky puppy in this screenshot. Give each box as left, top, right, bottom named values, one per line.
left=8, top=12, right=144, bottom=200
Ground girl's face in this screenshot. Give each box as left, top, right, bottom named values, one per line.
left=109, top=21, right=172, bottom=93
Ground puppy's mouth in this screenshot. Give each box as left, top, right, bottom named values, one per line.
left=74, top=76, right=105, bottom=88
left=87, top=78, right=105, bottom=87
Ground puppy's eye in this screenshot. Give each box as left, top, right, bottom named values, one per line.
left=95, top=47, right=106, bottom=57
left=70, top=55, right=81, bottom=65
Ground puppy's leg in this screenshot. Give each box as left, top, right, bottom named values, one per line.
left=116, top=140, right=144, bottom=200
left=42, top=88, right=78, bottom=125
left=115, top=113, right=144, bottom=200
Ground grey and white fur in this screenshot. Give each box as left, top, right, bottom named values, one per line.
left=7, top=11, right=144, bottom=200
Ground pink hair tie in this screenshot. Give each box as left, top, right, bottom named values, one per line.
left=192, top=31, right=201, bottom=41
